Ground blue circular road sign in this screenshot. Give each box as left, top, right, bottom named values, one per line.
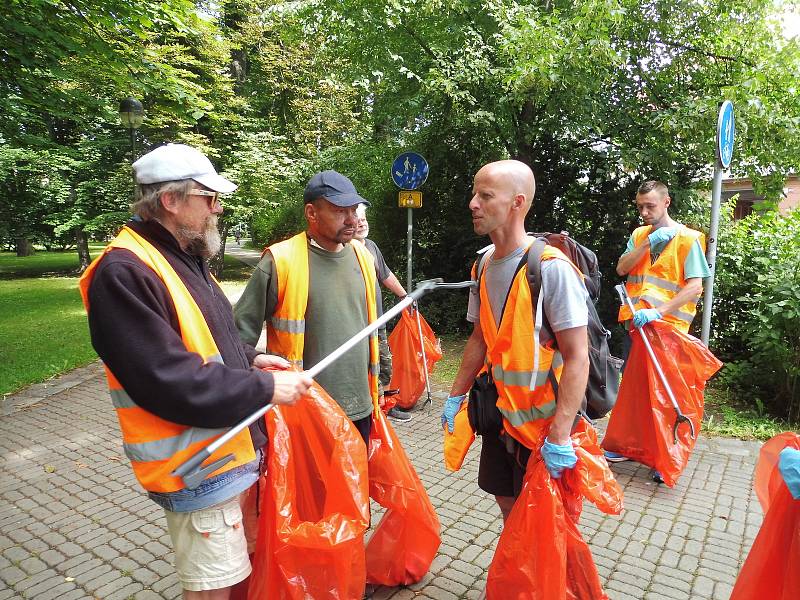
left=391, top=152, right=429, bottom=190
left=717, top=100, right=735, bottom=169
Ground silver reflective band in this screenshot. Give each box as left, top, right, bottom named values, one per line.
left=492, top=354, right=562, bottom=389
left=124, top=426, right=228, bottom=463
left=110, top=389, right=136, bottom=409
left=634, top=294, right=695, bottom=324
left=271, top=351, right=303, bottom=368
left=498, top=400, right=557, bottom=426
left=270, top=316, right=305, bottom=334
left=626, top=274, right=682, bottom=293
left=369, top=363, right=381, bottom=376
left=109, top=354, right=223, bottom=409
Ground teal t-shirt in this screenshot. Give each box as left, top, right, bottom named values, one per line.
left=624, top=226, right=711, bottom=280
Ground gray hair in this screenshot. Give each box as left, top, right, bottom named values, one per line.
left=132, top=179, right=194, bottom=220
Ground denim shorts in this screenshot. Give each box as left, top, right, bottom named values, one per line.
left=149, top=450, right=261, bottom=513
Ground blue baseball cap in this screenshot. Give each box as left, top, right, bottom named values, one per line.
left=303, top=170, right=369, bottom=207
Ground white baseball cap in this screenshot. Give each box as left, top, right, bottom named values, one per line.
left=132, top=144, right=237, bottom=194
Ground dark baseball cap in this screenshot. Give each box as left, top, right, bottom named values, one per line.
left=303, top=170, right=370, bottom=207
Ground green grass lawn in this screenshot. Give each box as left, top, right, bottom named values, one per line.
left=217, top=253, right=253, bottom=300
left=0, top=248, right=256, bottom=396
left=431, top=334, right=467, bottom=388
left=0, top=276, right=98, bottom=394
left=0, top=248, right=102, bottom=394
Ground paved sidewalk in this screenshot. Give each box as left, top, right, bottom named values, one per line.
left=0, top=364, right=763, bottom=599
left=224, top=240, right=261, bottom=267
left=0, top=248, right=764, bottom=599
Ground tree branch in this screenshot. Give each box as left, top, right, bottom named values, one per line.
left=656, top=39, right=755, bottom=68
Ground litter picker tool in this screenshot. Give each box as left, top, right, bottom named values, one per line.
left=615, top=284, right=696, bottom=444
left=173, top=278, right=476, bottom=489
left=413, top=305, right=433, bottom=412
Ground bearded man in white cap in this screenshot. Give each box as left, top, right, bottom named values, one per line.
left=80, top=144, right=312, bottom=599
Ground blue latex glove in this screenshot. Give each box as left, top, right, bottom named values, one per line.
left=441, top=394, right=467, bottom=433
left=779, top=447, right=800, bottom=499
left=648, top=226, right=677, bottom=246
left=633, top=308, right=661, bottom=328
left=541, top=438, right=577, bottom=479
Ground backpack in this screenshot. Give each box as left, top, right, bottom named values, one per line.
left=475, top=231, right=622, bottom=420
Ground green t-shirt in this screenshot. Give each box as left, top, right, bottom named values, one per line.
left=234, top=240, right=374, bottom=421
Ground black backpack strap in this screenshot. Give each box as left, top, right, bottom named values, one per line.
left=526, top=238, right=554, bottom=345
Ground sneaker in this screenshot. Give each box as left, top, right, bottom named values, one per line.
left=603, top=451, right=630, bottom=463
left=651, top=470, right=664, bottom=484
left=387, top=407, right=413, bottom=423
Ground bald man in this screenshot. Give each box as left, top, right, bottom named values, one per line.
left=444, top=160, right=589, bottom=522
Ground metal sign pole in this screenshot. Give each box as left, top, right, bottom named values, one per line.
left=407, top=207, right=413, bottom=291
left=701, top=100, right=734, bottom=347
left=701, top=167, right=723, bottom=346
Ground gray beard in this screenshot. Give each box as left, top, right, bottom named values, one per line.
left=176, top=216, right=221, bottom=259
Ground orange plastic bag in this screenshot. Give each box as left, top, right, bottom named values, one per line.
left=365, top=408, right=442, bottom=585
left=388, top=308, right=442, bottom=409
left=730, top=433, right=800, bottom=600
left=601, top=321, right=722, bottom=486
left=486, top=420, right=623, bottom=599
left=443, top=402, right=475, bottom=472
left=248, top=382, right=370, bottom=600
left=754, top=432, right=800, bottom=513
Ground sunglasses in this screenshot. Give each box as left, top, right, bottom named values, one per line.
left=189, top=189, right=221, bottom=209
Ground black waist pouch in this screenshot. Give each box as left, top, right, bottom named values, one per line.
left=467, top=370, right=503, bottom=436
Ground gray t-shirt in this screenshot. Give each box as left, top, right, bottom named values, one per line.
left=234, top=240, right=375, bottom=421
left=466, top=246, right=588, bottom=332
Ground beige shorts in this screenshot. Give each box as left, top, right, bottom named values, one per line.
left=163, top=486, right=259, bottom=592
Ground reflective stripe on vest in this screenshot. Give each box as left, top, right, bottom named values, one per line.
left=480, top=244, right=580, bottom=449
left=617, top=225, right=704, bottom=333
left=79, top=226, right=256, bottom=493
left=267, top=232, right=380, bottom=409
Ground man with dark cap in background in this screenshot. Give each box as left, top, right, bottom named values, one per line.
left=354, top=202, right=413, bottom=423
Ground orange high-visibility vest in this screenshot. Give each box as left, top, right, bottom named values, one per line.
left=79, top=226, right=256, bottom=493
left=479, top=243, right=583, bottom=450
left=266, top=232, right=381, bottom=410
left=617, top=225, right=705, bottom=333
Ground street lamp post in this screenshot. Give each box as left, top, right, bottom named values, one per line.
left=119, top=97, right=144, bottom=161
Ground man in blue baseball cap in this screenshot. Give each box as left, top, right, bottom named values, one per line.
left=235, top=170, right=381, bottom=446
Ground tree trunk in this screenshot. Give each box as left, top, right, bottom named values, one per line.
left=75, top=227, right=91, bottom=273
left=15, top=237, right=35, bottom=256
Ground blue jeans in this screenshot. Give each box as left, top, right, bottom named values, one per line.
left=149, top=450, right=261, bottom=513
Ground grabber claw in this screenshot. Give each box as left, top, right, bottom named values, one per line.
left=672, top=412, right=696, bottom=445
left=615, top=284, right=694, bottom=447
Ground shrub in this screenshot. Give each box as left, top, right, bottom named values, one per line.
left=712, top=205, right=800, bottom=420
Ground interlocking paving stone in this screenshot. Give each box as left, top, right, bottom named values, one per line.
left=0, top=364, right=766, bottom=598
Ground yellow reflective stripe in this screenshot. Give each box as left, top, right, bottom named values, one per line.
left=124, top=426, right=228, bottom=463
left=498, top=400, right=557, bottom=426
left=270, top=316, right=305, bottom=334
